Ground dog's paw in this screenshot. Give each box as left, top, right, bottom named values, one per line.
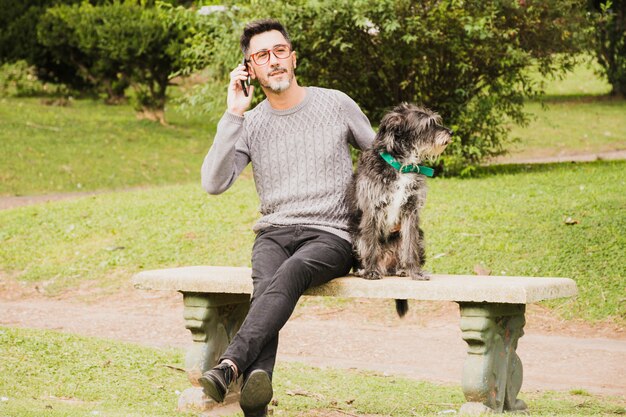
left=362, top=270, right=383, bottom=280
left=353, top=269, right=365, bottom=277
left=396, top=269, right=408, bottom=277
left=410, top=270, right=430, bottom=281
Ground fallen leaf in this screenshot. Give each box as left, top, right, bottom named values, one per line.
left=285, top=389, right=325, bottom=400
left=564, top=217, right=579, bottom=225
left=163, top=364, right=186, bottom=373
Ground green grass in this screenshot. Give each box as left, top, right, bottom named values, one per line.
left=1, top=327, right=624, bottom=416
left=0, top=96, right=213, bottom=196
left=0, top=327, right=191, bottom=417
left=507, top=98, right=626, bottom=158
left=504, top=59, right=625, bottom=159
left=0, top=178, right=259, bottom=295
left=536, top=58, right=612, bottom=98
left=426, top=160, right=626, bottom=321
left=1, top=160, right=624, bottom=321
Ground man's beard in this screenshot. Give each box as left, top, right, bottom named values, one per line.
left=268, top=78, right=291, bottom=92
left=263, top=66, right=293, bottom=93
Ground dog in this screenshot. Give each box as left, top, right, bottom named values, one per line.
left=347, top=103, right=452, bottom=317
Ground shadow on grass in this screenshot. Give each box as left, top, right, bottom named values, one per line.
left=469, top=159, right=623, bottom=178
left=531, top=93, right=623, bottom=104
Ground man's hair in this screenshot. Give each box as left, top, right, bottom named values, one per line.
left=240, top=19, right=291, bottom=57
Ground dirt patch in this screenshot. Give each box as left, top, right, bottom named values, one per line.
left=1, top=281, right=625, bottom=398
left=298, top=410, right=383, bottom=417
left=0, top=191, right=102, bottom=210
left=0, top=185, right=153, bottom=211
left=1, top=276, right=622, bottom=340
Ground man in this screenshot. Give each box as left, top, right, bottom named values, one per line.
left=200, top=19, right=374, bottom=417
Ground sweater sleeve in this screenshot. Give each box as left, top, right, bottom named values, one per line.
left=337, top=91, right=375, bottom=150
left=201, top=111, right=251, bottom=195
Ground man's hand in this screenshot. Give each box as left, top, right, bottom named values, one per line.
left=227, top=63, right=254, bottom=116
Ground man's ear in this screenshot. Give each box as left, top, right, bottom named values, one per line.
left=248, top=62, right=257, bottom=80
left=292, top=51, right=297, bottom=69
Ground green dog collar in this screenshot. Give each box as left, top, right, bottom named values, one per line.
left=379, top=152, right=435, bottom=177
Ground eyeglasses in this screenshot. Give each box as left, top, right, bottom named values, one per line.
left=247, top=44, right=291, bottom=65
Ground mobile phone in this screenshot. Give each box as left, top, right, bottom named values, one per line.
left=240, top=58, right=250, bottom=97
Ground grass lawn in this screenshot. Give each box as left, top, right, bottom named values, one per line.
left=0, top=60, right=625, bottom=197
left=1, top=327, right=624, bottom=417
left=536, top=58, right=612, bottom=98
left=506, top=98, right=626, bottom=159
left=1, top=160, right=624, bottom=321
left=504, top=59, right=625, bottom=160
left=0, top=326, right=191, bottom=417
left=0, top=96, right=213, bottom=196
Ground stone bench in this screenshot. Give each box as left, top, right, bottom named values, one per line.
left=131, top=266, right=577, bottom=415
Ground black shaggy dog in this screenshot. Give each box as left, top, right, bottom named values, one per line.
left=347, top=103, right=452, bottom=316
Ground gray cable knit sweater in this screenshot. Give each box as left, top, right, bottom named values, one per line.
left=201, top=86, right=375, bottom=242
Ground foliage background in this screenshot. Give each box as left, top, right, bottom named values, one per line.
left=179, top=0, right=591, bottom=173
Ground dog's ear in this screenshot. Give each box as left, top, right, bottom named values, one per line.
left=379, top=112, right=404, bottom=152
left=381, top=112, right=403, bottom=129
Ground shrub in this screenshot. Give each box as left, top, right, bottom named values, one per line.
left=181, top=0, right=590, bottom=174
left=37, top=2, right=199, bottom=121
left=0, top=0, right=92, bottom=90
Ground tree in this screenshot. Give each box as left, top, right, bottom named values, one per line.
left=591, top=0, right=626, bottom=96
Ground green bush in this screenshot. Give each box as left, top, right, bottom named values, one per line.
left=0, top=60, right=66, bottom=97
left=37, top=2, right=200, bottom=121
left=592, top=0, right=626, bottom=96
left=181, top=0, right=590, bottom=174
left=0, top=0, right=91, bottom=90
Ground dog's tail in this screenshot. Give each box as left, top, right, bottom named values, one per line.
left=395, top=299, right=409, bottom=317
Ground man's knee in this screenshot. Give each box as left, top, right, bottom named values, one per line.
left=277, top=257, right=313, bottom=284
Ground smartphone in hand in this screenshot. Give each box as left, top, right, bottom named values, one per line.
left=240, top=58, right=250, bottom=97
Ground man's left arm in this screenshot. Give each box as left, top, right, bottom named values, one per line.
left=337, top=92, right=375, bottom=150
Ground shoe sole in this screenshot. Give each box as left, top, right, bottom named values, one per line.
left=198, top=374, right=226, bottom=403
left=240, top=370, right=273, bottom=412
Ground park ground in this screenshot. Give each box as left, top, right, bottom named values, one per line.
left=1, top=62, right=625, bottom=416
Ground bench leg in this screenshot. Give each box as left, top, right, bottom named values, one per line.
left=458, top=302, right=527, bottom=414
left=178, top=292, right=250, bottom=412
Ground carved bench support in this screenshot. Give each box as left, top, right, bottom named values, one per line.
left=458, top=302, right=527, bottom=415
left=178, top=292, right=250, bottom=412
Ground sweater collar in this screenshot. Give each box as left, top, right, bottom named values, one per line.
left=263, top=87, right=312, bottom=116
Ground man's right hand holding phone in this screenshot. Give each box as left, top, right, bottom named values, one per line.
left=228, top=63, right=254, bottom=116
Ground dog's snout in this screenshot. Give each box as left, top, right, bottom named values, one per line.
left=447, top=128, right=454, bottom=136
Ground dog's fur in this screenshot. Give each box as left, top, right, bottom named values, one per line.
left=347, top=103, right=452, bottom=316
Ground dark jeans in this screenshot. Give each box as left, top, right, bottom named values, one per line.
left=220, top=225, right=353, bottom=380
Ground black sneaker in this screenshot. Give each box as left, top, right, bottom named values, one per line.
left=198, top=362, right=237, bottom=403
left=240, top=369, right=273, bottom=417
